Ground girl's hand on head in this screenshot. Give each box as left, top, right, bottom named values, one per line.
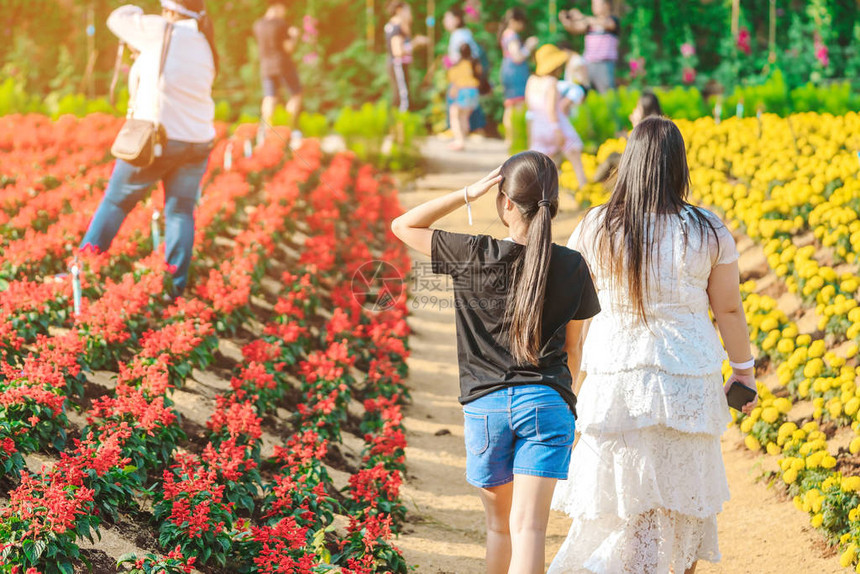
left=525, top=36, right=539, bottom=51
left=465, top=167, right=503, bottom=201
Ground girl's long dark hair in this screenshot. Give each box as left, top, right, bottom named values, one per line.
left=178, top=0, right=219, bottom=74
left=499, top=151, right=559, bottom=366
left=595, top=117, right=718, bottom=324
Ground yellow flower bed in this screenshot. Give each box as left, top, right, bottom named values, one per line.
left=563, top=111, right=860, bottom=567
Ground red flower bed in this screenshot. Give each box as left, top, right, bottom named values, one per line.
left=0, top=116, right=412, bottom=573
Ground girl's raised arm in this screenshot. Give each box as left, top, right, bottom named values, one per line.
left=391, top=168, right=502, bottom=255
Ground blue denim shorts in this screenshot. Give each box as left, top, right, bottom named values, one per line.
left=463, top=385, right=576, bottom=488
left=453, top=87, right=480, bottom=112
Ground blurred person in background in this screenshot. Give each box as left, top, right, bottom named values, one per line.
left=385, top=1, right=427, bottom=113
left=498, top=8, right=538, bottom=147
left=80, top=0, right=217, bottom=297
left=592, top=91, right=663, bottom=183
left=526, top=45, right=588, bottom=188
left=560, top=0, right=620, bottom=93
left=254, top=2, right=302, bottom=138
left=447, top=43, right=483, bottom=151
left=443, top=6, right=487, bottom=134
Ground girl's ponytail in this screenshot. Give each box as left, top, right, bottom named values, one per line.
left=501, top=151, right=559, bottom=365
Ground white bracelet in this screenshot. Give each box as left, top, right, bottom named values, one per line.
left=464, top=186, right=473, bottom=226
left=729, top=358, right=755, bottom=370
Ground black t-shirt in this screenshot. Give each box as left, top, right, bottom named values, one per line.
left=254, top=17, right=292, bottom=76
left=431, top=230, right=600, bottom=416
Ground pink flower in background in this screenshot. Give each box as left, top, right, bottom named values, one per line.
left=736, top=27, right=752, bottom=55
left=464, top=0, right=481, bottom=22
left=303, top=52, right=319, bottom=65
left=682, top=66, right=696, bottom=84
left=814, top=33, right=829, bottom=68
left=629, top=57, right=645, bottom=77
left=680, top=42, right=695, bottom=58
left=303, top=15, right=318, bottom=43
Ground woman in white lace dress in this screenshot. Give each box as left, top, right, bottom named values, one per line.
left=549, top=117, right=757, bottom=574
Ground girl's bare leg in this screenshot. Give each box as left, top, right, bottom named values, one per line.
left=478, top=482, right=514, bottom=574
left=508, top=474, right=558, bottom=574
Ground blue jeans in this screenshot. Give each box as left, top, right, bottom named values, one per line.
left=80, top=139, right=213, bottom=294
left=463, top=385, right=575, bottom=488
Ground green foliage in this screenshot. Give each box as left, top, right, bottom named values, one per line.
left=334, top=101, right=425, bottom=171
left=0, top=78, right=44, bottom=116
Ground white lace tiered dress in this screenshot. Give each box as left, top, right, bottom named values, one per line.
left=549, top=206, right=739, bottom=574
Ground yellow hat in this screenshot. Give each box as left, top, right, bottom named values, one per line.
left=535, top=44, right=571, bottom=76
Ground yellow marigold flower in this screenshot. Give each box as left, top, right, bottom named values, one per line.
left=745, top=434, right=761, bottom=451
left=761, top=407, right=780, bottom=424
left=843, top=477, right=860, bottom=492
left=783, top=467, right=799, bottom=484
left=849, top=436, right=860, bottom=455
left=774, top=397, right=792, bottom=414
left=811, top=513, right=824, bottom=528
left=823, top=455, right=838, bottom=469
left=793, top=495, right=804, bottom=511
left=777, top=338, right=795, bottom=355
left=804, top=358, right=824, bottom=378
left=809, top=339, right=826, bottom=358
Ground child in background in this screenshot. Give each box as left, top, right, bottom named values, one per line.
left=526, top=45, right=588, bottom=188
left=447, top=44, right=483, bottom=151
left=499, top=8, right=538, bottom=146
left=558, top=51, right=589, bottom=128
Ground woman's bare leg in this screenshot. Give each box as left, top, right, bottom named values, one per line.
left=478, top=482, right=514, bottom=574
left=508, top=474, right=558, bottom=574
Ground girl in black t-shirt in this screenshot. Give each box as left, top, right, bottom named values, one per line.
left=391, top=151, right=599, bottom=573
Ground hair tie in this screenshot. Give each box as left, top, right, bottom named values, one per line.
left=537, top=199, right=551, bottom=208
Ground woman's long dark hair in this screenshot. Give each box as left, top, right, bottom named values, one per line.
left=498, top=151, right=559, bottom=366
left=595, top=117, right=718, bottom=323
left=639, top=91, right=663, bottom=119
left=177, top=0, right=219, bottom=74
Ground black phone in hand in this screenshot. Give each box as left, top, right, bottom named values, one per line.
left=726, top=380, right=758, bottom=411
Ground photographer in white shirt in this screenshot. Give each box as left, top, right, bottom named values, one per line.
left=80, top=0, right=217, bottom=296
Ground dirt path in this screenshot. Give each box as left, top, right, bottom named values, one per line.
left=396, top=137, right=846, bottom=574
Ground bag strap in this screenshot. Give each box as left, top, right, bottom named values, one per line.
left=153, top=22, right=174, bottom=129
left=126, top=22, right=173, bottom=124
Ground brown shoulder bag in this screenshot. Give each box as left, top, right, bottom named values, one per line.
left=111, top=23, right=173, bottom=168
